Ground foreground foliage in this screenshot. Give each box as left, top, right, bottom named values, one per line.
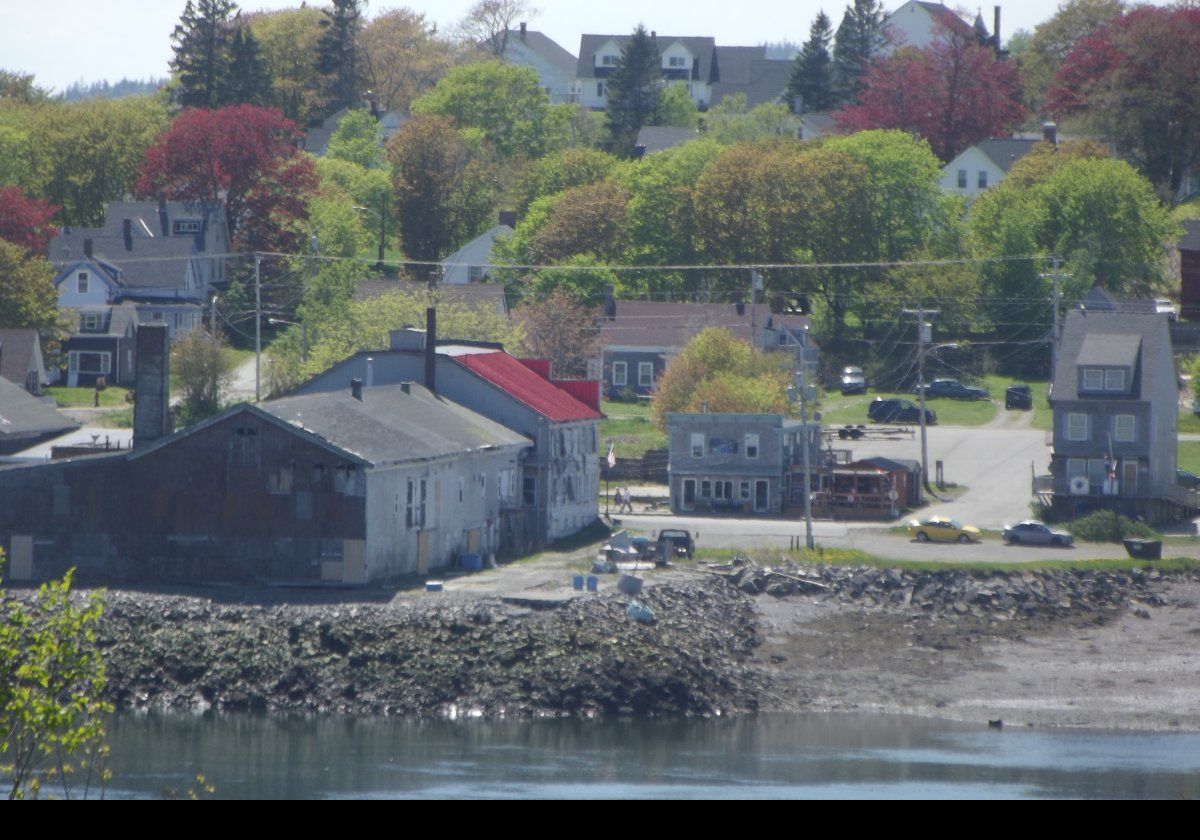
left=1, top=557, right=111, bottom=800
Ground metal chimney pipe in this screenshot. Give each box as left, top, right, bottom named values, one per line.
left=425, top=307, right=437, bottom=394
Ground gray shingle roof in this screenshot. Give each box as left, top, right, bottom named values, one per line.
left=258, top=382, right=530, bottom=466
left=505, top=29, right=577, bottom=76
left=0, top=377, right=77, bottom=440
left=577, top=34, right=718, bottom=82
left=51, top=234, right=199, bottom=291
left=1052, top=307, right=1171, bottom=401
left=974, top=138, right=1041, bottom=173
left=598, top=301, right=810, bottom=349
left=636, top=125, right=699, bottom=153
left=710, top=46, right=792, bottom=107
left=0, top=329, right=40, bottom=387
left=70, top=304, right=138, bottom=337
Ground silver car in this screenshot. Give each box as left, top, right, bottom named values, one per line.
left=1002, top=520, right=1074, bottom=547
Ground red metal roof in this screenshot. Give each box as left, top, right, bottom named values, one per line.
left=452, top=352, right=602, bottom=422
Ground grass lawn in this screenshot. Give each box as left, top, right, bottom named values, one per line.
left=1179, top=440, right=1200, bottom=474
left=45, top=386, right=131, bottom=407
left=818, top=389, right=996, bottom=427
left=1179, top=408, right=1200, bottom=434
left=981, top=375, right=1053, bottom=431
left=602, top=399, right=667, bottom=458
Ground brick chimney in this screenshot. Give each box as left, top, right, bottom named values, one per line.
left=424, top=307, right=437, bottom=394
left=122, top=218, right=133, bottom=251
left=158, top=191, right=169, bottom=236
left=519, top=21, right=527, bottom=42
left=133, top=324, right=171, bottom=448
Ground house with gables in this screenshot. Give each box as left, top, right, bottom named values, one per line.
left=0, top=328, right=50, bottom=392
left=1038, top=290, right=1184, bottom=518
left=576, top=33, right=719, bottom=110
left=289, top=317, right=602, bottom=548
left=502, top=24, right=578, bottom=104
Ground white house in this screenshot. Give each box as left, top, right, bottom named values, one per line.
left=884, top=1, right=988, bottom=51
left=575, top=34, right=719, bottom=110
left=939, top=124, right=1061, bottom=199
left=440, top=225, right=514, bottom=285
left=502, top=24, right=578, bottom=104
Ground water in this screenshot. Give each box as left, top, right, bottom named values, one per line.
left=102, top=713, right=1200, bottom=799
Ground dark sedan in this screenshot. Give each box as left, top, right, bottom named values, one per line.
left=1005, top=384, right=1033, bottom=410
left=913, top=378, right=990, bottom=400
left=868, top=397, right=937, bottom=425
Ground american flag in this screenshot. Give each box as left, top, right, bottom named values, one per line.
left=606, top=442, right=617, bottom=470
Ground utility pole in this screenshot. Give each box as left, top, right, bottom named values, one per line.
left=791, top=360, right=817, bottom=550
left=377, top=192, right=387, bottom=272
left=1039, top=256, right=1069, bottom=380
left=903, top=308, right=940, bottom=489
left=254, top=254, right=262, bottom=403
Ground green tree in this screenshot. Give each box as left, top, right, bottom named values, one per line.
left=832, top=0, right=887, bottom=104
left=0, top=239, right=57, bottom=331
left=245, top=6, right=325, bottom=124
left=703, top=95, right=800, bottom=144
left=659, top=84, right=698, bottom=127
left=651, top=328, right=791, bottom=430
left=226, top=24, right=272, bottom=106
left=1, top=558, right=112, bottom=800
left=1018, top=0, right=1123, bottom=112
left=514, top=147, right=622, bottom=214
left=326, top=107, right=382, bottom=168
left=0, top=70, right=53, bottom=104
left=172, top=330, right=237, bottom=426
left=605, top=25, right=663, bottom=157
left=316, top=0, right=365, bottom=116
left=788, top=10, right=837, bottom=112
left=527, top=180, right=629, bottom=265
left=412, top=61, right=558, bottom=159
left=170, top=0, right=237, bottom=109
left=385, top=113, right=498, bottom=265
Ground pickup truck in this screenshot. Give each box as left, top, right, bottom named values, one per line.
left=656, top=529, right=695, bottom=560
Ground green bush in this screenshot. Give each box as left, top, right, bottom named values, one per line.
left=1066, top=510, right=1160, bottom=543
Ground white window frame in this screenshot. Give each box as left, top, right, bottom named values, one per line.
left=638, top=361, right=653, bottom=387
left=1105, top=369, right=1126, bottom=391
left=1066, top=458, right=1087, bottom=478
left=1114, top=414, right=1136, bottom=443
left=744, top=433, right=760, bottom=459
left=68, top=351, right=111, bottom=374
left=1067, top=412, right=1088, bottom=441
left=690, top=433, right=705, bottom=458
left=977, top=170, right=988, bottom=189
left=81, top=313, right=101, bottom=331
left=612, top=361, right=627, bottom=387
left=596, top=82, right=605, bottom=97
left=667, top=55, right=687, bottom=67
left=957, top=169, right=967, bottom=189
left=602, top=54, right=618, bottom=66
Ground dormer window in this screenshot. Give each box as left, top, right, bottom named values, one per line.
left=601, top=54, right=618, bottom=66
left=82, top=313, right=100, bottom=331
left=667, top=56, right=687, bottom=67
left=1104, top=369, right=1125, bottom=391
left=1083, top=368, right=1103, bottom=391
left=174, top=219, right=201, bottom=235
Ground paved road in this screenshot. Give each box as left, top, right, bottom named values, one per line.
left=225, top=357, right=259, bottom=403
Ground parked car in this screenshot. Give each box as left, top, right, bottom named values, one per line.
left=1178, top=469, right=1200, bottom=489
left=1153, top=298, right=1178, bottom=321
left=907, top=517, right=982, bottom=543
left=656, top=529, right=694, bottom=560
left=1005, top=384, right=1033, bottom=410
left=912, top=378, right=990, bottom=400
left=868, top=397, right=937, bottom=425
left=840, top=366, right=867, bottom=395
left=1001, top=520, right=1074, bottom=547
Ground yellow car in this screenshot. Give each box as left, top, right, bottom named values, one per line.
left=906, top=517, right=982, bottom=544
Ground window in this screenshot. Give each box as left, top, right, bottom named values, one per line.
left=523, top=476, right=536, bottom=506
left=745, top=433, right=760, bottom=459
left=638, top=362, right=653, bottom=387
left=1067, top=412, right=1088, bottom=441
left=77, top=272, right=89, bottom=294
left=406, top=477, right=427, bottom=528
left=174, top=220, right=201, bottom=235
left=978, top=170, right=988, bottom=189
left=81, top=314, right=101, bottom=331
left=467, top=265, right=486, bottom=282
left=668, top=56, right=687, bottom=67
left=1105, top=369, right=1125, bottom=391
left=740, top=481, right=751, bottom=500
left=957, top=169, right=967, bottom=189
left=596, top=82, right=605, bottom=97
left=700, top=480, right=711, bottom=499
left=1114, top=414, right=1135, bottom=442
left=1083, top=368, right=1104, bottom=391
left=612, top=361, right=627, bottom=387
left=1066, top=458, right=1087, bottom=478
left=602, top=54, right=618, bottom=66
left=690, top=433, right=705, bottom=458
left=68, top=351, right=111, bottom=374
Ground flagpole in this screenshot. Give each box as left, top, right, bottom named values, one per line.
left=605, top=440, right=615, bottom=519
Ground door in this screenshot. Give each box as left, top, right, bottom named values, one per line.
left=682, top=479, right=696, bottom=511
left=755, top=480, right=769, bottom=512
left=1122, top=459, right=1138, bottom=496
left=417, top=531, right=430, bottom=575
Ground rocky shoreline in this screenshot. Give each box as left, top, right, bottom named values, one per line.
left=16, top=562, right=1198, bottom=725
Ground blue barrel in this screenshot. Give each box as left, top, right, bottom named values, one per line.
left=586, top=575, right=599, bottom=592
left=573, top=574, right=584, bottom=590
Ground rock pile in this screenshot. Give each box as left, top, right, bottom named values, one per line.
left=73, top=578, right=762, bottom=719
left=723, top=560, right=1179, bottom=620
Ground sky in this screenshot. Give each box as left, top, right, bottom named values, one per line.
left=0, top=0, right=1115, bottom=93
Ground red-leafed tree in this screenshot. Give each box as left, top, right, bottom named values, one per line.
left=135, top=104, right=318, bottom=252
left=0, top=186, right=58, bottom=255
left=1046, top=5, right=1200, bottom=202
left=834, top=34, right=1025, bottom=163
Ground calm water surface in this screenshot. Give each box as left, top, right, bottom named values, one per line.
left=103, top=713, right=1200, bottom=799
